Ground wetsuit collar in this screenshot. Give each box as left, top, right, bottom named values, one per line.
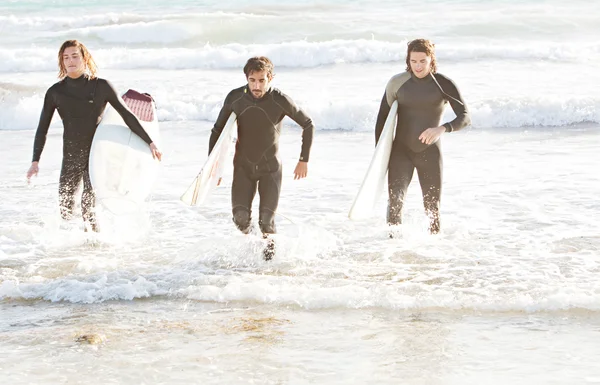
left=64, top=74, right=88, bottom=87
left=410, top=71, right=433, bottom=83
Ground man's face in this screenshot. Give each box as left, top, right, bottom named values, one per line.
left=62, top=46, right=85, bottom=78
left=247, top=70, right=272, bottom=99
left=409, top=51, right=432, bottom=78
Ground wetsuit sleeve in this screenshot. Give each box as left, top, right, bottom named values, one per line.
left=276, top=93, right=314, bottom=162
left=375, top=74, right=407, bottom=145
left=32, top=89, right=57, bottom=162
left=104, top=80, right=154, bottom=145
left=439, top=77, right=471, bottom=132
left=374, top=92, right=391, bottom=145
left=208, top=91, right=235, bottom=155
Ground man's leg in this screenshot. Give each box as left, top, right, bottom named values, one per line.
left=82, top=167, right=98, bottom=232
left=257, top=166, right=282, bottom=261
left=387, top=146, right=415, bottom=226
left=231, top=164, right=257, bottom=234
left=257, top=166, right=282, bottom=235
left=58, top=154, right=84, bottom=221
left=414, top=144, right=443, bottom=234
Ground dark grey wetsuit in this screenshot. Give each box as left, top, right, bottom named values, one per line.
left=374, top=71, right=470, bottom=232
left=32, top=75, right=154, bottom=230
left=209, top=85, right=314, bottom=234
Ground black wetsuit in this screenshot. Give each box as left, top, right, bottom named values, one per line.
left=375, top=71, right=470, bottom=232
left=32, top=75, right=154, bottom=229
left=209, top=85, right=314, bottom=234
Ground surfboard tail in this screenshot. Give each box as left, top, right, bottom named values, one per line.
left=180, top=176, right=199, bottom=206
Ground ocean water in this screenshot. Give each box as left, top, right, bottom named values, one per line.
left=1, top=1, right=600, bottom=383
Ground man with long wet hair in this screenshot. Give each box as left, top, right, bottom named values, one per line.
left=375, top=39, right=471, bottom=234
left=26, top=40, right=162, bottom=232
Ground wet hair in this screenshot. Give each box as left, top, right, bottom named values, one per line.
left=405, top=39, right=437, bottom=74
left=58, top=40, right=98, bottom=79
left=243, top=56, right=275, bottom=79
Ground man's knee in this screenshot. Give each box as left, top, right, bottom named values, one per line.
left=258, top=210, right=276, bottom=234
left=232, top=207, right=252, bottom=234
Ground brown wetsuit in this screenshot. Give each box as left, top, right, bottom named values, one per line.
left=209, top=85, right=314, bottom=234
left=374, top=71, right=470, bottom=232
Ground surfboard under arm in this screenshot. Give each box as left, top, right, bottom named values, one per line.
left=180, top=112, right=237, bottom=206
left=348, top=100, right=398, bottom=220
left=88, top=89, right=160, bottom=215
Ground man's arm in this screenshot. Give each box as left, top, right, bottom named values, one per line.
left=437, top=75, right=471, bottom=132
left=375, top=73, right=410, bottom=145
left=374, top=92, right=391, bottom=145
left=28, top=88, right=57, bottom=181
left=208, top=91, right=235, bottom=155
left=275, top=93, right=314, bottom=162
left=32, top=89, right=57, bottom=162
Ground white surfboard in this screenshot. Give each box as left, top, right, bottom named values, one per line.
left=348, top=100, right=398, bottom=220
left=89, top=90, right=160, bottom=215
left=180, top=112, right=237, bottom=206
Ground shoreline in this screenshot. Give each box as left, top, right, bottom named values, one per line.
left=2, top=299, right=600, bottom=384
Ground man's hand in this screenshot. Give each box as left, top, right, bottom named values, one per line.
left=150, top=142, right=163, bottom=161
left=293, top=161, right=308, bottom=180
left=26, top=162, right=39, bottom=183
left=418, top=126, right=446, bottom=145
